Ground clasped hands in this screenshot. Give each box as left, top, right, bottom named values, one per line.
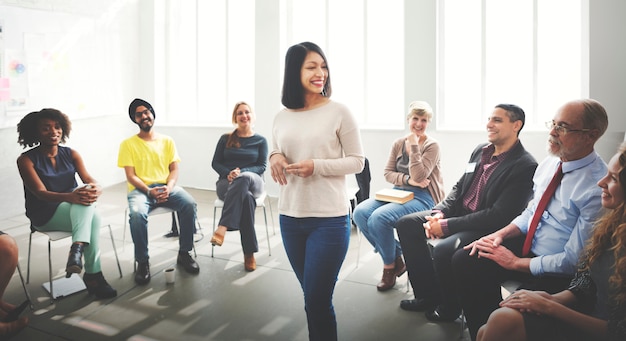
left=148, top=185, right=170, bottom=204
left=270, top=154, right=313, bottom=185
left=463, top=234, right=520, bottom=271
left=499, top=289, right=554, bottom=315
left=423, top=212, right=444, bottom=239
left=72, top=183, right=101, bottom=206
left=227, top=168, right=241, bottom=183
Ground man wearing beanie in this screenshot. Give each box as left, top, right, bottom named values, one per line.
left=118, top=98, right=200, bottom=285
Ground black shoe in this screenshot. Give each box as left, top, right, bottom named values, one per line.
left=400, top=298, right=436, bottom=312
left=66, top=243, right=84, bottom=278
left=425, top=306, right=460, bottom=322
left=84, top=272, right=117, bottom=299
left=177, top=252, right=200, bottom=274
left=135, top=261, right=151, bottom=285
left=164, top=228, right=179, bottom=238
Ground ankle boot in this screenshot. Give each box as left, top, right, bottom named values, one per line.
left=394, top=256, right=407, bottom=277
left=244, top=253, right=256, bottom=272
left=376, top=268, right=396, bottom=291
left=83, top=272, right=117, bottom=299
left=66, top=243, right=84, bottom=278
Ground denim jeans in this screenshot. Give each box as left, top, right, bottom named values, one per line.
left=127, top=185, right=197, bottom=263
left=353, top=186, right=434, bottom=265
left=280, top=215, right=350, bottom=341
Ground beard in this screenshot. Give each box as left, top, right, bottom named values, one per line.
left=139, top=119, right=153, bottom=132
left=547, top=137, right=564, bottom=157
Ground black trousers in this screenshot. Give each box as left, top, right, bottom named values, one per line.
left=216, top=173, right=264, bottom=254
left=451, top=236, right=573, bottom=341
left=396, top=211, right=485, bottom=314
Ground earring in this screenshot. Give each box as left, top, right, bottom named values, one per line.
left=321, top=87, right=327, bottom=97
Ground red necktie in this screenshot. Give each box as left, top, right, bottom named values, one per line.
left=522, top=162, right=564, bottom=256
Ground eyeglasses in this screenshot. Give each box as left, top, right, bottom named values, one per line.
left=134, top=109, right=151, bottom=117
left=545, top=121, right=590, bottom=135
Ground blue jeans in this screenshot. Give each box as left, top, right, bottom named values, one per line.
left=127, top=185, right=197, bottom=263
left=280, top=215, right=350, bottom=341
left=353, top=187, right=434, bottom=265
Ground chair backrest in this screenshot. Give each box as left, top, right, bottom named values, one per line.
left=355, top=157, right=371, bottom=204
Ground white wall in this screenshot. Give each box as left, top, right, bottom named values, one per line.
left=0, top=0, right=624, bottom=221
left=0, top=0, right=140, bottom=219
left=163, top=0, right=626, bottom=198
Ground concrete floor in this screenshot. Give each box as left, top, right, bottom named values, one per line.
left=2, top=182, right=469, bottom=340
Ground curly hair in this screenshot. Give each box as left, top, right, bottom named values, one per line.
left=583, top=142, right=626, bottom=304
left=17, top=108, right=72, bottom=148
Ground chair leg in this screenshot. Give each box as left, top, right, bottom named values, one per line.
left=170, top=212, right=179, bottom=234
left=106, top=224, right=123, bottom=278
left=194, top=218, right=204, bottom=243
left=355, top=223, right=362, bottom=269
left=122, top=207, right=128, bottom=251
left=48, top=238, right=54, bottom=301
left=459, top=310, right=466, bottom=338
left=15, top=263, right=34, bottom=310
left=266, top=196, right=276, bottom=235
left=262, top=206, right=271, bottom=256
left=27, top=233, right=33, bottom=284
left=211, top=206, right=217, bottom=258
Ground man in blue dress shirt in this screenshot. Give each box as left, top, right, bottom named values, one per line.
left=452, top=99, right=609, bottom=341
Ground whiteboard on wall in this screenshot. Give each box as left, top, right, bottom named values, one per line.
left=0, top=2, right=128, bottom=128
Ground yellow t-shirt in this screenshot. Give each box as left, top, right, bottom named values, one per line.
left=117, top=134, right=181, bottom=192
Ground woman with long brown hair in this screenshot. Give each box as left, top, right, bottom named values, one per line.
left=211, top=101, right=268, bottom=271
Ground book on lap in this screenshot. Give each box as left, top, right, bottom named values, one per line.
left=375, top=188, right=414, bottom=204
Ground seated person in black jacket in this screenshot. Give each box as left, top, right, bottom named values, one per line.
left=395, top=104, right=537, bottom=322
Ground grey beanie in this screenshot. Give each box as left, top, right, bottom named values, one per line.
left=128, top=98, right=155, bottom=123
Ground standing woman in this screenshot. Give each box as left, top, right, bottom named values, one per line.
left=211, top=101, right=268, bottom=271
left=16, top=109, right=117, bottom=299
left=477, top=142, right=626, bottom=341
left=270, top=41, right=365, bottom=341
left=353, top=100, right=445, bottom=291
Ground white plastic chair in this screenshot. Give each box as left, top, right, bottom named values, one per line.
left=211, top=191, right=274, bottom=257
left=123, top=206, right=201, bottom=259
left=26, top=224, right=122, bottom=300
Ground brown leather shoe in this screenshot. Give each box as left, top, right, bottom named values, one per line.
left=210, top=231, right=225, bottom=246
left=394, top=256, right=406, bottom=277
left=244, top=253, right=256, bottom=272
left=376, top=268, right=396, bottom=291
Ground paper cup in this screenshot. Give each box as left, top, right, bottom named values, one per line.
left=165, top=268, right=176, bottom=284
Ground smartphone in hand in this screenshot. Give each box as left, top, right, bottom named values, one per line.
left=1, top=300, right=30, bottom=322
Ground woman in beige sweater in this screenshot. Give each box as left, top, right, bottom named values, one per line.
left=270, top=41, right=364, bottom=341
left=353, top=101, right=445, bottom=291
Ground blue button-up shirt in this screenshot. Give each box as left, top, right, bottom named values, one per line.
left=512, top=151, right=607, bottom=276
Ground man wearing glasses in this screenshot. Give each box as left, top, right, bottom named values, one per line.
left=452, top=99, right=609, bottom=341
left=118, top=98, right=200, bottom=285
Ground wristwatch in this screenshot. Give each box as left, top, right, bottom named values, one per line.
left=403, top=174, right=410, bottom=185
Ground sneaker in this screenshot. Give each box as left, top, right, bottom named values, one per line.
left=177, top=252, right=200, bottom=274
left=83, top=272, right=117, bottom=299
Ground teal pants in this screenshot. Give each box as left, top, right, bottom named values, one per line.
left=36, top=202, right=102, bottom=274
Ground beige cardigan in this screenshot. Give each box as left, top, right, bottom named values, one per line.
left=384, top=135, right=445, bottom=205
